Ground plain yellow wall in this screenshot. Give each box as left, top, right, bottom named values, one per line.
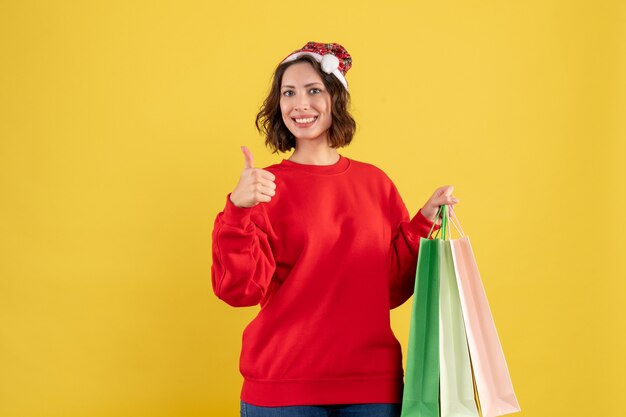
left=1, top=1, right=624, bottom=416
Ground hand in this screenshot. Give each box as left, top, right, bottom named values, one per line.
left=420, top=185, right=459, bottom=223
left=229, top=146, right=277, bottom=208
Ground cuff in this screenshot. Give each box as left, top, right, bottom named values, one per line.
left=220, top=193, right=254, bottom=228
left=407, top=208, right=441, bottom=239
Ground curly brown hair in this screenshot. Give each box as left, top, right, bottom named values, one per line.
left=255, top=54, right=357, bottom=154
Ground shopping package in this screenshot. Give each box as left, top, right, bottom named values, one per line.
left=400, top=226, right=441, bottom=417
left=448, top=208, right=521, bottom=417
left=438, top=209, right=480, bottom=417
left=401, top=205, right=520, bottom=417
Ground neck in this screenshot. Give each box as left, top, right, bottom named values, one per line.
left=288, top=137, right=340, bottom=165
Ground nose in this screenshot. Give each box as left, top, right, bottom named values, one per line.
left=295, top=91, right=310, bottom=111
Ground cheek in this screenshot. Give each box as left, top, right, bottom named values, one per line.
left=323, top=97, right=332, bottom=113
left=312, top=96, right=330, bottom=113
left=322, top=99, right=332, bottom=120
left=279, top=102, right=290, bottom=120
left=280, top=96, right=292, bottom=109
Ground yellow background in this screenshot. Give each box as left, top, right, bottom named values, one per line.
left=1, top=1, right=624, bottom=416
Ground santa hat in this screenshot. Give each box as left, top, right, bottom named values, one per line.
left=280, top=41, right=352, bottom=91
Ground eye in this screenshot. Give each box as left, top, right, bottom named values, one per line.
left=282, top=90, right=294, bottom=97
left=309, top=88, right=322, bottom=94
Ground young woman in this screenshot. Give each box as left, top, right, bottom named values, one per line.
left=211, top=41, right=459, bottom=417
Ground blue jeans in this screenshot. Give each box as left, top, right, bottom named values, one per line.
left=240, top=400, right=401, bottom=417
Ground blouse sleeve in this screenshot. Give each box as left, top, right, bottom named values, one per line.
left=387, top=182, right=440, bottom=309
left=211, top=193, right=277, bottom=307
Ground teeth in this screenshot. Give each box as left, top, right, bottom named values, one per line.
left=295, top=117, right=317, bottom=123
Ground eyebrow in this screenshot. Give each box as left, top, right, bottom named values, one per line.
left=281, top=82, right=323, bottom=89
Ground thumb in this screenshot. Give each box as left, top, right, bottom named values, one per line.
left=439, top=185, right=454, bottom=196
left=241, top=146, right=254, bottom=169
left=430, top=185, right=456, bottom=207
left=437, top=185, right=458, bottom=205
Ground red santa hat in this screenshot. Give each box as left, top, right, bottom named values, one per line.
left=280, top=41, right=352, bottom=91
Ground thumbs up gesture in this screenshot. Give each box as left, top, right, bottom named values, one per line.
left=229, top=146, right=277, bottom=208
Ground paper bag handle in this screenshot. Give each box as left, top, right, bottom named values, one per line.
left=428, top=204, right=466, bottom=240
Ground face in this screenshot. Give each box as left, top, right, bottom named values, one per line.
left=279, top=62, right=332, bottom=143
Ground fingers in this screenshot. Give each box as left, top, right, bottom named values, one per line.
left=437, top=185, right=454, bottom=196
left=256, top=177, right=276, bottom=192
left=255, top=183, right=276, bottom=197
left=249, top=171, right=276, bottom=199
left=434, top=185, right=458, bottom=206
left=241, top=145, right=254, bottom=169
left=257, top=169, right=276, bottom=182
left=422, top=185, right=460, bottom=223
left=246, top=181, right=276, bottom=205
left=245, top=168, right=275, bottom=182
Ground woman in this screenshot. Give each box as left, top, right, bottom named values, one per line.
left=211, top=41, right=459, bottom=417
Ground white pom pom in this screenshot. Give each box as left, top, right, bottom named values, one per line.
left=320, top=54, right=340, bottom=74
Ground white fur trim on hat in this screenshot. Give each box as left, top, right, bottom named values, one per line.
left=281, top=51, right=348, bottom=91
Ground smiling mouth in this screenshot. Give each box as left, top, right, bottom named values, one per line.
left=292, top=116, right=318, bottom=126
